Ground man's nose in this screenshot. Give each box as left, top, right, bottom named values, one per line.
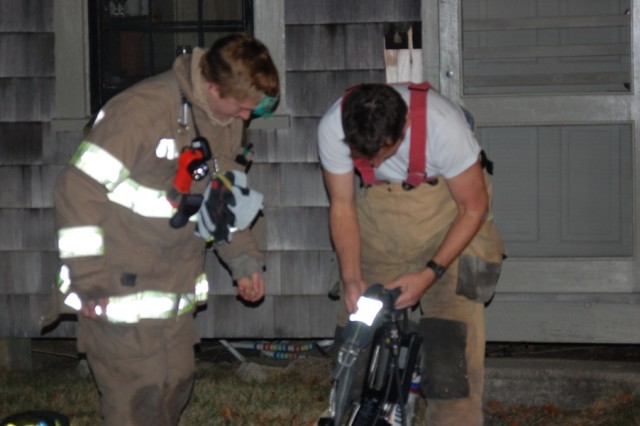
left=238, top=110, right=252, bottom=120
left=370, top=157, right=384, bottom=168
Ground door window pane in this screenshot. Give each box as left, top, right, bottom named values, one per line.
left=90, top=0, right=253, bottom=112
left=462, top=0, right=631, bottom=95
left=479, top=124, right=633, bottom=257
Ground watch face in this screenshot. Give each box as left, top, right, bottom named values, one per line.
left=427, top=260, right=446, bottom=278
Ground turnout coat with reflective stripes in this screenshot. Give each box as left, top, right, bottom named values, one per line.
left=48, top=50, right=263, bottom=324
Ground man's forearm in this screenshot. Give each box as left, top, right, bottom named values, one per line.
left=329, top=207, right=362, bottom=285
left=431, top=209, right=486, bottom=268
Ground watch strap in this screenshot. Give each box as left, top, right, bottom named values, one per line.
left=426, top=260, right=447, bottom=279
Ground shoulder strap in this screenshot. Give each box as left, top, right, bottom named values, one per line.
left=403, top=82, right=432, bottom=189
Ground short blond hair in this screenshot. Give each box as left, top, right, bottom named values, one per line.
left=200, top=33, right=280, bottom=103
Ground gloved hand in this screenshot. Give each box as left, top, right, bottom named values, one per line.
left=226, top=170, right=264, bottom=230
left=196, top=170, right=263, bottom=244
left=196, top=172, right=236, bottom=243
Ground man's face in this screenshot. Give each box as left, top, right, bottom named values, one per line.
left=207, top=83, right=258, bottom=121
left=368, top=139, right=402, bottom=168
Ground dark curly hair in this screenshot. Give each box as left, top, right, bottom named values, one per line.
left=341, top=84, right=407, bottom=158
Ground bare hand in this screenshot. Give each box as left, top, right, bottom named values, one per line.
left=385, top=269, right=435, bottom=309
left=236, top=271, right=265, bottom=302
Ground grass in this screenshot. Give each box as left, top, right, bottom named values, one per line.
left=0, top=342, right=639, bottom=425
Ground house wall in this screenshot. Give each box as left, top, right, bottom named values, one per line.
left=0, top=0, right=69, bottom=337
left=6, top=0, right=636, bottom=343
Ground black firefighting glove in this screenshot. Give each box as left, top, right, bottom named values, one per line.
left=196, top=172, right=236, bottom=243
left=196, top=170, right=263, bottom=244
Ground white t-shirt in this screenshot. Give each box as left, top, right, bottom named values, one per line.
left=317, top=84, right=480, bottom=181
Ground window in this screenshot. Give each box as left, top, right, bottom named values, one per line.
left=88, top=0, right=253, bottom=112
left=461, top=0, right=631, bottom=95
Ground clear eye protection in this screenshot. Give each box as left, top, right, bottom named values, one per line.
left=252, top=94, right=279, bottom=118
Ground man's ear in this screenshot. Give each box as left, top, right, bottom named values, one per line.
left=404, top=112, right=411, bottom=132
left=207, top=82, right=221, bottom=99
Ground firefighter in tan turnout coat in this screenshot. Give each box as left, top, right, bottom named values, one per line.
left=46, top=34, right=280, bottom=425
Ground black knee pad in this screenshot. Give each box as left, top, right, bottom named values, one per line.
left=456, top=254, right=502, bottom=304
left=419, top=317, right=469, bottom=399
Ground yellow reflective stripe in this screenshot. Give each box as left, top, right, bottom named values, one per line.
left=178, top=294, right=197, bottom=315
left=105, top=291, right=178, bottom=323
left=58, top=264, right=71, bottom=294
left=107, top=178, right=176, bottom=218
left=58, top=268, right=209, bottom=323
left=58, top=226, right=105, bottom=258
left=104, top=287, right=206, bottom=323
left=195, top=273, right=209, bottom=302
left=64, top=292, right=82, bottom=311
left=71, top=141, right=130, bottom=192
left=69, top=141, right=199, bottom=221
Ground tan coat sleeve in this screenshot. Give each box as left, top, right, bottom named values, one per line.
left=54, top=166, right=114, bottom=299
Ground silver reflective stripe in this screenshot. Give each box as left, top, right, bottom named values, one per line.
left=64, top=292, right=82, bottom=311
left=104, top=285, right=208, bottom=323
left=194, top=273, right=209, bottom=302
left=156, top=138, right=179, bottom=160
left=58, top=264, right=71, bottom=294
left=71, top=141, right=184, bottom=219
left=107, top=178, right=175, bottom=218
left=105, top=291, right=178, bottom=323
left=71, top=141, right=130, bottom=192
left=57, top=266, right=210, bottom=324
left=58, top=226, right=105, bottom=258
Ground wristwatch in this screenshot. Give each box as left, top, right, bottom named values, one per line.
left=426, top=260, right=447, bottom=279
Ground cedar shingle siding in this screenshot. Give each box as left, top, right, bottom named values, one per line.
left=0, top=0, right=58, bottom=337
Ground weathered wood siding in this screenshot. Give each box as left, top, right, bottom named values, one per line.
left=0, top=0, right=64, bottom=337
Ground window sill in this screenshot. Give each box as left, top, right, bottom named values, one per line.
left=248, top=114, right=290, bottom=130
left=51, top=118, right=92, bottom=134
left=52, top=114, right=292, bottom=134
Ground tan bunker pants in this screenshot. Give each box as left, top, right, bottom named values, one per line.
left=78, top=313, right=198, bottom=426
left=348, top=176, right=504, bottom=426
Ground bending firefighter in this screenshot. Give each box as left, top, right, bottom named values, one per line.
left=318, top=83, right=505, bottom=425
left=44, top=34, right=279, bottom=426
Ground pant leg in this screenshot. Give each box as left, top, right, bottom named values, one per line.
left=78, top=314, right=197, bottom=426
left=418, top=259, right=485, bottom=426
left=352, top=183, right=495, bottom=425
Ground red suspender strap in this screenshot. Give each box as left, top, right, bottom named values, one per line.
left=404, top=82, right=431, bottom=189
left=352, top=157, right=376, bottom=185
